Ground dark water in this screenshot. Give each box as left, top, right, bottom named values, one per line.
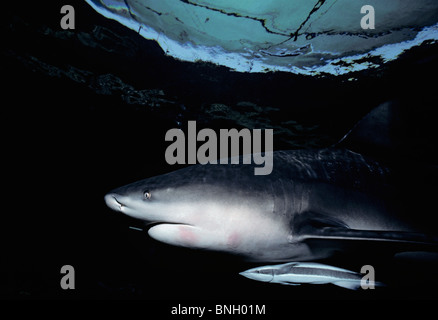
left=2, top=0, right=438, bottom=306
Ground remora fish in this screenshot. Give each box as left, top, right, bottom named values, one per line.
left=239, top=262, right=383, bottom=290
left=104, top=103, right=438, bottom=263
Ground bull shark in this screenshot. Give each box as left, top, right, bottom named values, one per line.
left=104, top=102, right=438, bottom=288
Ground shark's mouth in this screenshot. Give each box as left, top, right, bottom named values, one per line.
left=104, top=194, right=126, bottom=212
left=112, top=196, right=125, bottom=210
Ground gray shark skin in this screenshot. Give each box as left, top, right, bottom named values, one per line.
left=104, top=105, right=438, bottom=263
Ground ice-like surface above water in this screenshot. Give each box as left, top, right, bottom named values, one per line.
left=85, top=0, right=438, bottom=75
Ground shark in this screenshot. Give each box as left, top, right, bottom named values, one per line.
left=104, top=102, right=438, bottom=288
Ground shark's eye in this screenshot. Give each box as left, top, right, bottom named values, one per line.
left=144, top=191, right=151, bottom=200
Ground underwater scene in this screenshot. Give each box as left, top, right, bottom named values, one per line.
left=3, top=0, right=438, bottom=309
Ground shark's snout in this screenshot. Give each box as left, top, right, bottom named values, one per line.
left=104, top=193, right=125, bottom=212
left=104, top=191, right=153, bottom=221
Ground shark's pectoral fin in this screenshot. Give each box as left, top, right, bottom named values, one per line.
left=148, top=224, right=211, bottom=249
left=292, top=211, right=438, bottom=256
left=303, top=226, right=438, bottom=251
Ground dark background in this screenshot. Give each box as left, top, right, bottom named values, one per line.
left=2, top=0, right=438, bottom=305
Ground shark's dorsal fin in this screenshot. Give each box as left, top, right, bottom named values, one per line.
left=335, top=101, right=404, bottom=159
left=335, top=100, right=437, bottom=164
